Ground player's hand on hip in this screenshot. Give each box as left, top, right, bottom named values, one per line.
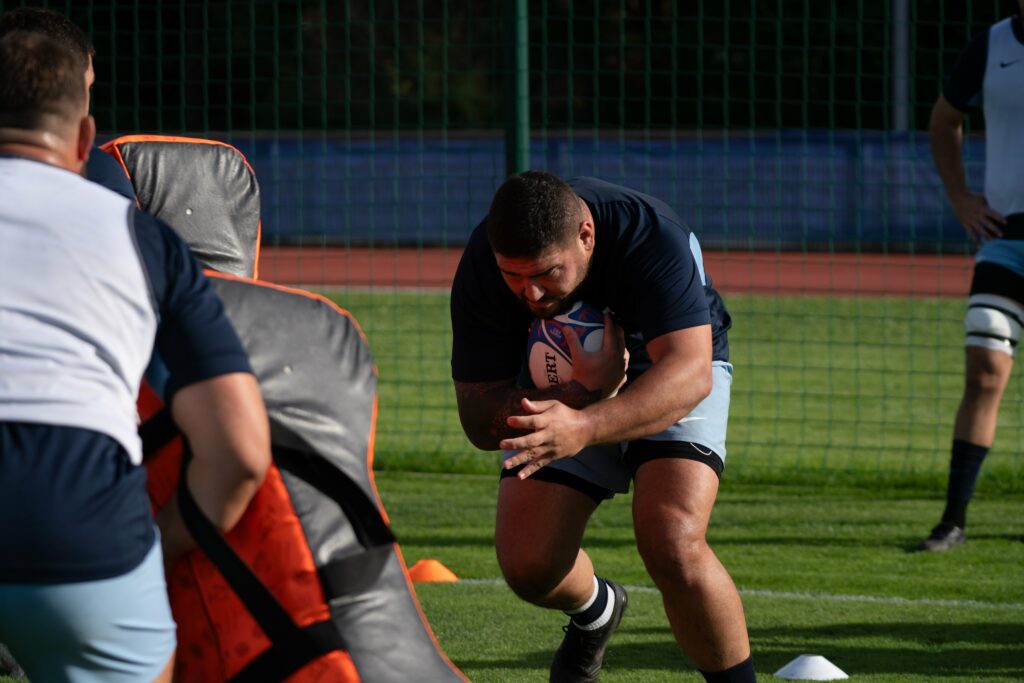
left=500, top=398, right=594, bottom=478
left=951, top=191, right=1006, bottom=243
left=567, top=311, right=628, bottom=399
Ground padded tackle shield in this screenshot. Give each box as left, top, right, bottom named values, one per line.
left=128, top=135, right=465, bottom=681
left=142, top=275, right=466, bottom=682
left=100, top=135, right=261, bottom=278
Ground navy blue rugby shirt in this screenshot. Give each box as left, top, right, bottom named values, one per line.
left=451, top=176, right=731, bottom=385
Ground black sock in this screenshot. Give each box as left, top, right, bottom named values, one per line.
left=700, top=655, right=756, bottom=683
left=566, top=576, right=611, bottom=629
left=941, top=439, right=989, bottom=528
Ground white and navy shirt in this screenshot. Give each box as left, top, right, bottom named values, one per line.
left=944, top=14, right=1024, bottom=218
left=0, top=156, right=251, bottom=582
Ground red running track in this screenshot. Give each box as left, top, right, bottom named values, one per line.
left=258, top=247, right=974, bottom=298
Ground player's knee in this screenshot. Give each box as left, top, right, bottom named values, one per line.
left=638, top=539, right=708, bottom=590
left=634, top=513, right=707, bottom=585
left=500, top=562, right=566, bottom=603
left=964, top=294, right=1022, bottom=357
left=496, top=549, right=571, bottom=603
left=963, top=363, right=1010, bottom=397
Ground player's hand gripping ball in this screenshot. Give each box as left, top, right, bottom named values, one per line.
left=527, top=301, right=605, bottom=389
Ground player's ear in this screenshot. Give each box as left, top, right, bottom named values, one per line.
left=76, top=114, right=96, bottom=166
left=578, top=218, right=595, bottom=252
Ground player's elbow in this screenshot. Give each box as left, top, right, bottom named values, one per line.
left=657, top=366, right=713, bottom=431
left=173, top=372, right=272, bottom=495
left=928, top=98, right=962, bottom=137
left=454, top=383, right=505, bottom=450
left=215, top=375, right=271, bottom=483
left=927, top=113, right=951, bottom=142
left=680, top=365, right=713, bottom=418
left=202, top=403, right=271, bottom=533
left=459, top=416, right=502, bottom=451
left=227, top=414, right=271, bottom=486
left=696, top=365, right=713, bottom=399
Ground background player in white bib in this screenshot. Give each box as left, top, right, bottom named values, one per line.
left=0, top=31, right=270, bottom=682
left=451, top=172, right=753, bottom=682
left=921, top=0, right=1024, bottom=551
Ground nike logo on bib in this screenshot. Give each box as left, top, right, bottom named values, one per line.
left=1000, top=59, right=1021, bottom=68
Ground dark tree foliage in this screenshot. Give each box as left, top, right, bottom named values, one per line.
left=0, top=0, right=1014, bottom=133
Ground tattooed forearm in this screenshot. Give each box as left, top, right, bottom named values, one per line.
left=454, top=379, right=601, bottom=450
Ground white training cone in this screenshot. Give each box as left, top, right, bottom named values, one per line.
left=774, top=654, right=849, bottom=680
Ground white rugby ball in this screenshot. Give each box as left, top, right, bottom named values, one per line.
left=527, top=301, right=605, bottom=388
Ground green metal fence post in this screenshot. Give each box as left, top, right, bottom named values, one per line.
left=505, top=0, right=529, bottom=177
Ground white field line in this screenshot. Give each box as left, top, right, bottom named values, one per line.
left=451, top=578, right=1024, bottom=611
left=293, top=284, right=453, bottom=294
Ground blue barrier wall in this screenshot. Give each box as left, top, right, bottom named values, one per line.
left=224, top=131, right=984, bottom=252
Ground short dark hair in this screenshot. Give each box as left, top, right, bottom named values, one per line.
left=0, top=7, right=93, bottom=70
left=486, top=171, right=582, bottom=257
left=0, top=31, right=87, bottom=129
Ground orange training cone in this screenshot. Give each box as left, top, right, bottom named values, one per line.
left=408, top=559, right=459, bottom=583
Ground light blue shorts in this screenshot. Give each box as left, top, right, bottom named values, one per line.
left=503, top=361, right=733, bottom=498
left=0, top=536, right=176, bottom=683
left=976, top=239, right=1024, bottom=277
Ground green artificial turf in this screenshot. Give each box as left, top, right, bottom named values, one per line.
left=378, top=471, right=1024, bottom=682
left=9, top=291, right=1021, bottom=682
left=331, top=290, right=1024, bottom=493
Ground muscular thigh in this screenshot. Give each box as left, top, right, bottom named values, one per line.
left=632, top=458, right=721, bottom=547
left=496, top=475, right=597, bottom=572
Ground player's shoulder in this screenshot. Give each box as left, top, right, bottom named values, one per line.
left=570, top=175, right=688, bottom=235
left=128, top=207, right=204, bottom=296
left=86, top=146, right=136, bottom=200
left=570, top=176, right=675, bottom=212
left=991, top=14, right=1017, bottom=34
left=986, top=14, right=1024, bottom=49
left=960, top=16, right=1009, bottom=47
left=956, top=15, right=1016, bottom=57
left=457, top=218, right=499, bottom=272
left=130, top=205, right=193, bottom=258
left=568, top=176, right=640, bottom=206
left=1, top=157, right=135, bottom=238
left=452, top=220, right=507, bottom=304
left=2, top=155, right=132, bottom=207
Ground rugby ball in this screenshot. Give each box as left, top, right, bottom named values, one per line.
left=528, top=301, right=605, bottom=388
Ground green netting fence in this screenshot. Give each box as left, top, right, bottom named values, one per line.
left=8, top=0, right=1023, bottom=489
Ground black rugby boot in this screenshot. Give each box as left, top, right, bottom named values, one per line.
left=916, top=521, right=966, bottom=552
left=549, top=579, right=628, bottom=683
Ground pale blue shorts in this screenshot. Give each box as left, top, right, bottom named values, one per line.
left=976, top=239, right=1024, bottom=277
left=503, top=361, right=733, bottom=499
left=0, top=536, right=176, bottom=683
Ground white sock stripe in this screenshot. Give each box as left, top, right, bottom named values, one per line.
left=566, top=576, right=601, bottom=616
left=576, top=584, right=616, bottom=631
left=968, top=293, right=1024, bottom=320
